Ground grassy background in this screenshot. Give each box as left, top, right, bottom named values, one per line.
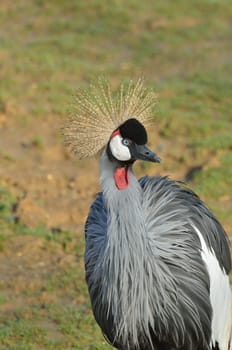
left=0, top=0, right=231, bottom=349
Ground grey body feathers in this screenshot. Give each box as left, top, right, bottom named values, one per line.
left=85, top=152, right=231, bottom=350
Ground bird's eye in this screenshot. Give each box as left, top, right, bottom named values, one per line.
left=122, top=139, right=131, bottom=146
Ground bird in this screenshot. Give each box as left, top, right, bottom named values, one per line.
left=64, top=78, right=232, bottom=350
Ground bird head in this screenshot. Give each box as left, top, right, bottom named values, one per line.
left=63, top=78, right=161, bottom=190
left=108, top=118, right=161, bottom=164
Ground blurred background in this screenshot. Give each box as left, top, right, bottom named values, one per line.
left=0, top=0, right=231, bottom=349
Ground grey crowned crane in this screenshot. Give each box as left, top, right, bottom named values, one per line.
left=64, top=79, right=232, bottom=350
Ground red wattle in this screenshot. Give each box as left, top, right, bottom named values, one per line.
left=114, top=167, right=129, bottom=190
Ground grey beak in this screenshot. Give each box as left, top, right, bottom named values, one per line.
left=130, top=144, right=161, bottom=163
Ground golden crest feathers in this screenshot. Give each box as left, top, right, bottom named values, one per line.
left=63, top=78, right=156, bottom=159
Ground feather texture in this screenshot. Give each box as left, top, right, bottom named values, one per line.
left=194, top=226, right=232, bottom=350
left=85, top=151, right=231, bottom=350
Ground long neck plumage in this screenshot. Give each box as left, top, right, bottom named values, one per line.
left=99, top=150, right=154, bottom=348
left=99, top=151, right=190, bottom=349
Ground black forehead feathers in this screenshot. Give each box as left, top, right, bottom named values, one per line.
left=119, top=118, right=147, bottom=145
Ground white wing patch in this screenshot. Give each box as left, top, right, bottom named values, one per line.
left=193, top=225, right=232, bottom=350
left=109, top=135, right=131, bottom=161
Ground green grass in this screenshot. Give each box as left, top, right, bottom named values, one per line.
left=0, top=186, right=110, bottom=349
left=1, top=0, right=232, bottom=119
left=0, top=0, right=231, bottom=348
left=0, top=319, right=47, bottom=350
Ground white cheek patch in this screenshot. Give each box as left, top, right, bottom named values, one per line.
left=109, top=135, right=131, bottom=161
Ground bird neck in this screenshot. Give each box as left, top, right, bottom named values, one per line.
left=100, top=151, right=145, bottom=233
left=100, top=148, right=140, bottom=194
left=100, top=150, right=146, bottom=240
left=99, top=150, right=149, bottom=346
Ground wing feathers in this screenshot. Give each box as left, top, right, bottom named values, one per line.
left=193, top=225, right=232, bottom=350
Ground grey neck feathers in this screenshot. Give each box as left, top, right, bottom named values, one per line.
left=99, top=151, right=165, bottom=348
left=98, top=151, right=209, bottom=350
